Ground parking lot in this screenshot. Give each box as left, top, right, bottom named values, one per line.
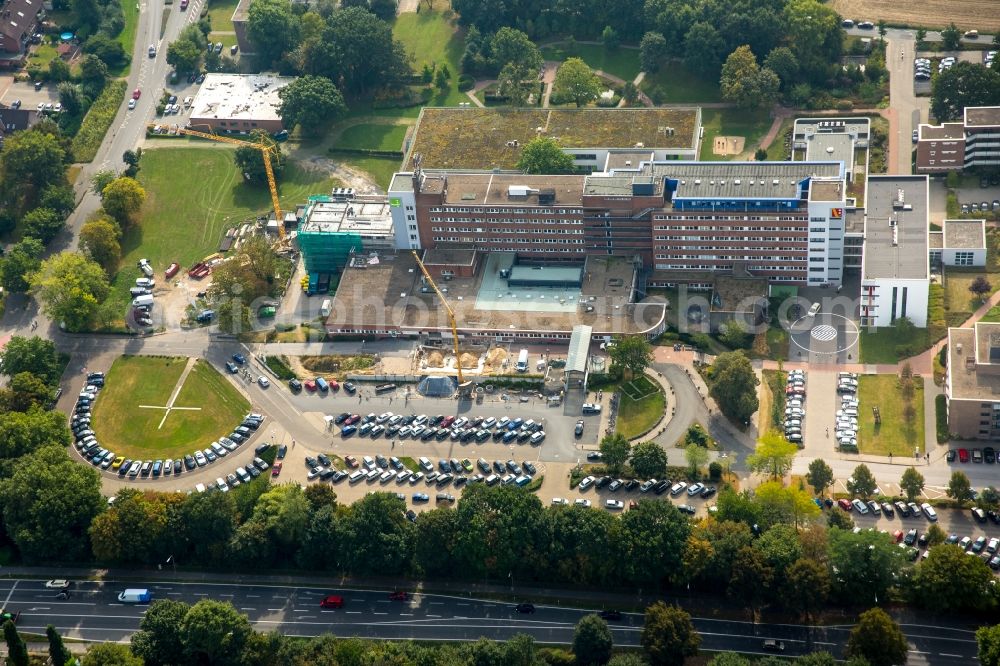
left=0, top=80, right=61, bottom=113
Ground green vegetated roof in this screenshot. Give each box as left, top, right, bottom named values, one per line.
left=406, top=107, right=700, bottom=170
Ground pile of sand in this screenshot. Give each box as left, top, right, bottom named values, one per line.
left=486, top=348, right=507, bottom=365
left=459, top=352, right=479, bottom=369
left=426, top=351, right=445, bottom=367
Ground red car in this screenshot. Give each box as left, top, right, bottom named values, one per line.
left=389, top=591, right=409, bottom=601
left=441, top=415, right=456, bottom=427
left=893, top=530, right=904, bottom=543
left=132, top=88, right=141, bottom=100
left=304, top=379, right=317, bottom=392
left=345, top=414, right=360, bottom=425
left=329, top=379, right=340, bottom=391
left=837, top=498, right=852, bottom=511
left=959, top=448, right=970, bottom=463
left=320, top=595, right=343, bottom=609
left=164, top=262, right=179, bottom=279
left=344, top=455, right=359, bottom=469
left=271, top=462, right=282, bottom=477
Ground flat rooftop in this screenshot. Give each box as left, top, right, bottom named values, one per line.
left=920, top=123, right=964, bottom=140
left=929, top=231, right=943, bottom=249
left=419, top=172, right=586, bottom=206
left=950, top=323, right=1000, bottom=400
left=585, top=161, right=844, bottom=200
left=793, top=117, right=870, bottom=137
left=405, top=107, right=700, bottom=170
left=189, top=73, right=294, bottom=124
left=803, top=133, right=854, bottom=171
left=604, top=150, right=655, bottom=170
left=329, top=252, right=665, bottom=336
left=810, top=179, right=845, bottom=202
left=944, top=219, right=986, bottom=250
left=298, top=198, right=394, bottom=236
left=965, top=106, right=1000, bottom=128
left=862, top=175, right=929, bottom=281
left=421, top=248, right=476, bottom=266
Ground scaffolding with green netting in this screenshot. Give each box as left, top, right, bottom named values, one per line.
left=296, top=195, right=361, bottom=274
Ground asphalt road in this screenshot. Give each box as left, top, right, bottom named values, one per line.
left=0, top=579, right=978, bottom=664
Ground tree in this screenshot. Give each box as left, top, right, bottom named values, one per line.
left=130, top=599, right=189, bottom=665
left=708, top=351, right=759, bottom=424
left=82, top=643, right=143, bottom=666
left=720, top=46, right=779, bottom=109
left=978, top=624, right=1000, bottom=666
left=0, top=238, right=44, bottom=293
left=553, top=57, right=602, bottom=107
left=3, top=621, right=28, bottom=666
left=846, top=607, right=908, bottom=666
left=970, top=276, right=993, bottom=301
left=620, top=500, right=690, bottom=585
left=0, top=446, right=103, bottom=561
left=683, top=22, right=726, bottom=77
left=79, top=53, right=109, bottom=96
left=497, top=61, right=535, bottom=106
left=101, top=177, right=145, bottom=226
left=89, top=490, right=170, bottom=564
left=91, top=169, right=116, bottom=196
left=246, top=0, right=300, bottom=65
left=728, top=546, right=772, bottom=623
left=4, top=371, right=52, bottom=412
left=931, top=61, right=1000, bottom=122
left=29, top=252, right=110, bottom=332
left=980, top=486, right=1000, bottom=512
left=913, top=543, right=995, bottom=611
left=23, top=207, right=65, bottom=244
left=516, top=137, right=575, bottom=174
left=608, top=656, right=649, bottom=666
left=784, top=558, right=830, bottom=622
left=641, top=602, right=700, bottom=666
left=784, top=0, right=843, bottom=84
left=900, top=466, right=925, bottom=502
left=609, top=335, right=654, bottom=380
left=80, top=216, right=122, bottom=275
left=847, top=464, right=877, bottom=499
left=122, top=148, right=141, bottom=179
left=754, top=481, right=820, bottom=528
left=947, top=470, right=973, bottom=502
left=57, top=82, right=85, bottom=116
left=0, top=336, right=62, bottom=385
left=434, top=67, right=449, bottom=91
left=600, top=433, right=632, bottom=475
left=166, top=35, right=202, bottom=73
left=0, top=407, right=71, bottom=458
left=914, top=27, right=928, bottom=48
left=746, top=431, right=798, bottom=481
left=181, top=600, right=254, bottom=665
left=630, top=440, right=668, bottom=479
left=1, top=127, right=67, bottom=195
left=925, top=523, right=947, bottom=546
left=828, top=529, right=903, bottom=605
left=277, top=75, right=347, bottom=132
left=574, top=614, right=613, bottom=666
left=368, top=0, right=397, bottom=21
left=491, top=27, right=542, bottom=73
left=709, top=655, right=751, bottom=666
left=305, top=8, right=410, bottom=94
left=942, top=22, right=962, bottom=50
left=623, top=81, right=639, bottom=105
left=82, top=34, right=127, bottom=67
left=805, top=458, right=834, bottom=496
left=684, top=444, right=709, bottom=478
left=47, top=625, right=71, bottom=666
left=640, top=31, right=667, bottom=73
left=719, top=320, right=750, bottom=349
left=234, top=130, right=285, bottom=184
left=602, top=26, right=620, bottom=50
left=764, top=47, right=799, bottom=89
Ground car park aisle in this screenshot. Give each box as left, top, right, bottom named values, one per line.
left=803, top=371, right=838, bottom=458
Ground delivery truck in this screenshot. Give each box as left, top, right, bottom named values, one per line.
left=515, top=349, right=529, bottom=372
left=118, top=588, right=152, bottom=603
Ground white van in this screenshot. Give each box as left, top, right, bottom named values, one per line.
left=320, top=298, right=332, bottom=317
left=132, top=294, right=154, bottom=308
left=118, top=588, right=152, bottom=603
left=418, top=456, right=433, bottom=472
left=348, top=470, right=365, bottom=484
left=515, top=349, right=529, bottom=372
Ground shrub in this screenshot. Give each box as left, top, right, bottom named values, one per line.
left=708, top=461, right=722, bottom=481
left=935, top=393, right=949, bottom=443
left=895, top=344, right=914, bottom=358
left=71, top=79, right=127, bottom=162
left=457, top=74, right=475, bottom=92
left=263, top=355, right=296, bottom=381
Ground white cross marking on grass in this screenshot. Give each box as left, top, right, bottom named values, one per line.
left=138, top=359, right=202, bottom=429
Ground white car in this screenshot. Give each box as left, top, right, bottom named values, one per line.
left=687, top=482, right=704, bottom=496
left=551, top=497, right=569, bottom=506
left=921, top=503, right=938, bottom=521
left=257, top=376, right=270, bottom=388
left=578, top=475, right=596, bottom=490
left=128, top=98, right=136, bottom=110
left=194, top=451, right=207, bottom=466
left=45, top=580, right=72, bottom=589
left=574, top=499, right=592, bottom=508
left=605, top=499, right=624, bottom=510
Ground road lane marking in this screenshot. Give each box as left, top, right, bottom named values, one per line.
left=246, top=595, right=260, bottom=598
left=373, top=612, right=387, bottom=615
left=2, top=581, right=17, bottom=610
left=345, top=611, right=361, bottom=614
left=939, top=654, right=963, bottom=658
left=241, top=608, right=256, bottom=611
left=267, top=608, right=282, bottom=611
left=909, top=650, right=930, bottom=654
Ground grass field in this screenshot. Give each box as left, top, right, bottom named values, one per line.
left=640, top=61, right=722, bottom=104
left=333, top=154, right=402, bottom=190
left=91, top=356, right=250, bottom=459
left=827, top=0, right=999, bottom=31
left=857, top=375, right=925, bottom=456
left=392, top=10, right=468, bottom=107
left=97, top=148, right=338, bottom=324
left=115, top=0, right=140, bottom=76
left=206, top=0, right=239, bottom=33
left=336, top=123, right=409, bottom=152
left=698, top=108, right=773, bottom=161
left=616, top=381, right=665, bottom=440
left=945, top=270, right=1000, bottom=317
left=540, top=42, right=640, bottom=82
left=859, top=326, right=929, bottom=364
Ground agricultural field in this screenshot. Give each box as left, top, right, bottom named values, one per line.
left=827, top=0, right=1000, bottom=32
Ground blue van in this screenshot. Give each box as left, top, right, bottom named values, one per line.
left=316, top=377, right=329, bottom=392
left=341, top=424, right=357, bottom=437
left=502, top=430, right=518, bottom=443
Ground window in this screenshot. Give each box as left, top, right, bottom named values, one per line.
left=954, top=251, right=975, bottom=266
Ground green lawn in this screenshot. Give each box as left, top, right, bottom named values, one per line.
left=616, top=382, right=665, bottom=440
left=640, top=61, right=722, bottom=104
left=115, top=0, right=140, bottom=76
left=944, top=270, right=1000, bottom=317
left=208, top=33, right=238, bottom=50
left=336, top=123, right=409, bottom=151
left=392, top=10, right=468, bottom=107
left=540, top=42, right=640, bottom=82
left=981, top=304, right=1000, bottom=323
left=206, top=0, right=239, bottom=33
left=331, top=154, right=402, bottom=190
left=98, top=147, right=337, bottom=325
left=857, top=375, right=925, bottom=456
left=698, top=108, right=773, bottom=161
left=859, top=326, right=929, bottom=364
left=91, top=356, right=250, bottom=460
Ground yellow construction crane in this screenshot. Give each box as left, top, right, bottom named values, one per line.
left=411, top=250, right=465, bottom=384
left=146, top=124, right=284, bottom=238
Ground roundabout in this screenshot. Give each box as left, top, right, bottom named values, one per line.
left=788, top=312, right=861, bottom=364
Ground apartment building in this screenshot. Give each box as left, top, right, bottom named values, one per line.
left=916, top=106, right=1000, bottom=173
left=389, top=160, right=847, bottom=287
left=946, top=322, right=1000, bottom=440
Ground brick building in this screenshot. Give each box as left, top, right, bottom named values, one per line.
left=916, top=106, right=1000, bottom=173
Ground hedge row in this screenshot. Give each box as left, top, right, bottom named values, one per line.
left=71, top=79, right=127, bottom=163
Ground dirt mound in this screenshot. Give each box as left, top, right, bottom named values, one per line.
left=426, top=351, right=445, bottom=367
left=459, top=352, right=479, bottom=368
left=486, top=348, right=507, bottom=365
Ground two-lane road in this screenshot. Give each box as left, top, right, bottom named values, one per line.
left=0, top=579, right=979, bottom=663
